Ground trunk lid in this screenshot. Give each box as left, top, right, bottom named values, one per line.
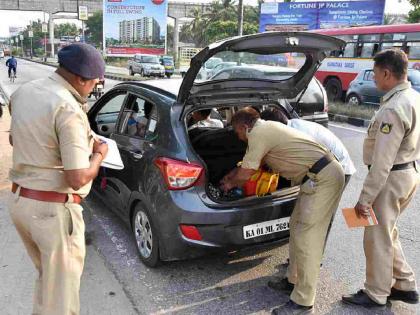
left=177, top=32, right=345, bottom=108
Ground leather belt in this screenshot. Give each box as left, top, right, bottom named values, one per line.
left=367, top=161, right=416, bottom=171
left=11, top=183, right=82, bottom=204
left=302, top=153, right=335, bottom=184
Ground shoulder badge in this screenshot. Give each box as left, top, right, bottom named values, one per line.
left=380, top=122, right=392, bottom=134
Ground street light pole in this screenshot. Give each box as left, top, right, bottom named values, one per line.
left=238, top=0, right=244, bottom=36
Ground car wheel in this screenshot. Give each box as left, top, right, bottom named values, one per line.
left=166, top=74, right=171, bottom=78
left=325, top=78, right=342, bottom=102
left=129, top=67, right=134, bottom=76
left=346, top=93, right=362, bottom=106
left=132, top=203, right=160, bottom=267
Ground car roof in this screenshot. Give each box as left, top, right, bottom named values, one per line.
left=130, top=78, right=182, bottom=98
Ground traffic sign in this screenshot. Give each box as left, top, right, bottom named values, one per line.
left=19, top=35, right=23, bottom=40
left=10, top=39, right=14, bottom=44
left=28, top=30, right=33, bottom=38
left=75, top=36, right=81, bottom=42
left=78, top=6, right=88, bottom=21
left=42, top=22, right=48, bottom=33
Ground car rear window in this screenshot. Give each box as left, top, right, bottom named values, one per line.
left=196, top=51, right=306, bottom=83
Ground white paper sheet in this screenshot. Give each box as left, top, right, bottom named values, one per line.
left=97, top=135, right=124, bottom=170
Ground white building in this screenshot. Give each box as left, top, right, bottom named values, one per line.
left=119, top=17, right=161, bottom=44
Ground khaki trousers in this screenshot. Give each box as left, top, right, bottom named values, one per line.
left=363, top=168, right=419, bottom=305
left=286, top=160, right=345, bottom=306
left=8, top=191, right=86, bottom=315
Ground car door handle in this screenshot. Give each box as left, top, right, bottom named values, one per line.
left=131, top=152, right=143, bottom=159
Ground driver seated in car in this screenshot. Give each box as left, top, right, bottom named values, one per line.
left=188, top=109, right=224, bottom=130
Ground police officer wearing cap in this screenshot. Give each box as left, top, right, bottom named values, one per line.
left=343, top=49, right=420, bottom=308
left=8, top=43, right=107, bottom=314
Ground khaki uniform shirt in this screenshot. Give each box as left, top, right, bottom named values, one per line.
left=359, top=82, right=420, bottom=206
left=242, top=119, right=328, bottom=183
left=9, top=72, right=94, bottom=197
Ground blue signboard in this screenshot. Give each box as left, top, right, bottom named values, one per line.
left=259, top=0, right=385, bottom=32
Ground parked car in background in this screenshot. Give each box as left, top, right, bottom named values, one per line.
left=128, top=54, right=165, bottom=78
left=196, top=57, right=223, bottom=80
left=211, top=65, right=330, bottom=127
left=160, top=55, right=175, bottom=78
left=346, top=68, right=420, bottom=106
left=206, top=61, right=238, bottom=78
left=88, top=32, right=343, bottom=267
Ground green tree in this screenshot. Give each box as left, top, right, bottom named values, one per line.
left=408, top=0, right=420, bottom=22
left=182, top=0, right=260, bottom=47
left=55, top=23, right=80, bottom=38
left=85, top=11, right=103, bottom=47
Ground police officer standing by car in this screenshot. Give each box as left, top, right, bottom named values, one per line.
left=8, top=43, right=107, bottom=315
left=342, top=49, right=420, bottom=308
left=221, top=107, right=345, bottom=314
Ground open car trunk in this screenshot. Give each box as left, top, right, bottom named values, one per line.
left=188, top=126, right=297, bottom=202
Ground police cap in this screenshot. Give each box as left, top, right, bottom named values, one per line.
left=58, top=43, right=105, bottom=80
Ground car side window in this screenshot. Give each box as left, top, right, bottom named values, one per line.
left=119, top=94, right=158, bottom=141
left=94, top=92, right=127, bottom=138
left=364, top=71, right=374, bottom=82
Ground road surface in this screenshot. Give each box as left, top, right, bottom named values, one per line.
left=0, top=59, right=419, bottom=315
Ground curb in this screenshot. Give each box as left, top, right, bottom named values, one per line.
left=20, top=57, right=145, bottom=82
left=328, top=113, right=370, bottom=128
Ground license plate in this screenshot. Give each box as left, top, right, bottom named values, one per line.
left=243, top=217, right=290, bottom=239
left=96, top=84, right=103, bottom=89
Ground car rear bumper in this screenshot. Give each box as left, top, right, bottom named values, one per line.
left=151, top=188, right=297, bottom=261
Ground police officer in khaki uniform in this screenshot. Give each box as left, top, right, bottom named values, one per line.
left=221, top=108, right=345, bottom=314
left=8, top=43, right=107, bottom=315
left=343, top=49, right=420, bottom=308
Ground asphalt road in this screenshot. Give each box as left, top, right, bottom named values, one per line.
left=1, top=59, right=419, bottom=315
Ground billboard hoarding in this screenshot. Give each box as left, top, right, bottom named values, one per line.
left=260, top=0, right=385, bottom=32
left=9, top=26, right=24, bottom=37
left=103, top=0, right=167, bottom=57
left=79, top=6, right=89, bottom=21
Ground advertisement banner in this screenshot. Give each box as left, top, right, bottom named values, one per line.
left=260, top=0, right=385, bottom=32
left=9, top=26, right=24, bottom=37
left=103, top=0, right=167, bottom=57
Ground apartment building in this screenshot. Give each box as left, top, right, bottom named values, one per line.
left=119, top=17, right=161, bottom=44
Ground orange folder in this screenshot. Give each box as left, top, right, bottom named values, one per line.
left=342, top=207, right=378, bottom=228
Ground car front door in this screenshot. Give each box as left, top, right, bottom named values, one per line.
left=360, top=70, right=383, bottom=105
left=88, top=89, right=129, bottom=213
left=110, top=92, right=159, bottom=219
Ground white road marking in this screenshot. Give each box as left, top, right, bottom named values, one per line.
left=329, top=123, right=367, bottom=134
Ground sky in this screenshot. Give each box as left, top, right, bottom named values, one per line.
left=0, top=0, right=415, bottom=37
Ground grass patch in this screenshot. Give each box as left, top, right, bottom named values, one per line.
left=329, top=102, right=376, bottom=120
left=105, top=57, right=128, bottom=68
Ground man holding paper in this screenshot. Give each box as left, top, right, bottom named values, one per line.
left=343, top=49, right=420, bottom=308
left=8, top=43, right=108, bottom=314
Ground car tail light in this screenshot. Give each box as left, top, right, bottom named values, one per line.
left=154, top=157, right=203, bottom=190
left=180, top=224, right=202, bottom=241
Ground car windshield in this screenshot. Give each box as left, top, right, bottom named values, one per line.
left=408, top=69, right=420, bottom=85
left=142, top=56, right=159, bottom=64
left=195, top=51, right=306, bottom=83
left=163, top=59, right=174, bottom=66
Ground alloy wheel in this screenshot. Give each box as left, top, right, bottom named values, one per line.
left=134, top=210, right=153, bottom=258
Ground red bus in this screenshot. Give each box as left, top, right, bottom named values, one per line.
left=311, top=23, right=420, bottom=101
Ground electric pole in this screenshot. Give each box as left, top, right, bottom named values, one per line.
left=238, top=0, right=244, bottom=36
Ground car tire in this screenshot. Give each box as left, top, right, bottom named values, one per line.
left=325, top=78, right=342, bottom=102
left=132, top=203, right=160, bottom=267
left=346, top=93, right=362, bottom=106
left=0, top=105, right=3, bottom=118
left=166, top=74, right=171, bottom=78
left=129, top=67, right=135, bottom=76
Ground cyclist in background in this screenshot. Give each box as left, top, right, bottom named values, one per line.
left=6, top=56, right=17, bottom=78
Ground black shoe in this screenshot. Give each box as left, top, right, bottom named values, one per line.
left=388, top=287, right=419, bottom=304
left=342, top=290, right=386, bottom=309
left=268, top=277, right=295, bottom=295
left=272, top=300, right=314, bottom=315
